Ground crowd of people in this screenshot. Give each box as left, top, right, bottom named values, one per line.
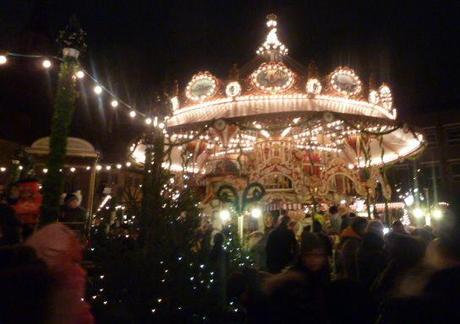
left=225, top=207, right=460, bottom=323
left=0, top=180, right=91, bottom=324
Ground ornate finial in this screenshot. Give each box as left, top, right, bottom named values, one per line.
left=256, top=14, right=288, bottom=61
left=307, top=60, right=319, bottom=79
left=172, top=80, right=179, bottom=97
left=228, top=63, right=239, bottom=80
left=57, top=15, right=87, bottom=58
left=368, top=72, right=377, bottom=90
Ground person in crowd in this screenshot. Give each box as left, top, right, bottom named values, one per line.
left=357, top=231, right=387, bottom=290
left=372, top=232, right=425, bottom=305
left=60, top=193, right=87, bottom=240
left=366, top=219, right=385, bottom=238
left=265, top=216, right=298, bottom=273
left=391, top=220, right=408, bottom=235
left=340, top=212, right=356, bottom=232
left=338, top=216, right=368, bottom=280
left=25, top=223, right=94, bottom=324
left=328, top=205, right=341, bottom=234
left=0, top=223, right=94, bottom=324
left=411, top=227, right=434, bottom=248
left=227, top=268, right=270, bottom=323
left=0, top=245, right=54, bottom=323
left=264, top=232, right=331, bottom=323
left=248, top=231, right=267, bottom=270
left=380, top=210, right=460, bottom=323
left=0, top=201, right=21, bottom=245
left=12, top=179, right=42, bottom=240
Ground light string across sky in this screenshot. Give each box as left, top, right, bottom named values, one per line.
left=0, top=51, right=168, bottom=127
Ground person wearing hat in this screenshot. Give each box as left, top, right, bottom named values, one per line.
left=59, top=194, right=87, bottom=240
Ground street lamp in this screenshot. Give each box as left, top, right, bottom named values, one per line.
left=432, top=208, right=443, bottom=220
left=413, top=207, right=424, bottom=219
left=250, top=207, right=263, bottom=219
left=216, top=182, right=265, bottom=241
left=219, top=209, right=231, bottom=223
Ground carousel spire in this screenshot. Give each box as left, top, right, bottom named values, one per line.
left=256, top=14, right=288, bottom=61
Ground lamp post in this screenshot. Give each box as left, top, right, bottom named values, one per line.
left=216, top=182, right=265, bottom=242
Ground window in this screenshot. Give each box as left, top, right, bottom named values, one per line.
left=423, top=128, right=437, bottom=146
left=446, top=125, right=460, bottom=145
left=450, top=163, right=460, bottom=180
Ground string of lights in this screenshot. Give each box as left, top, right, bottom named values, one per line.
left=0, top=51, right=168, bottom=127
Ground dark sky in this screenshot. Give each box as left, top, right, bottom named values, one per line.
left=0, top=0, right=459, bottom=161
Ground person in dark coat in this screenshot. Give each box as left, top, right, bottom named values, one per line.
left=338, top=217, right=368, bottom=280
left=264, top=232, right=331, bottom=323
left=356, top=232, right=386, bottom=290
left=265, top=216, right=298, bottom=273
left=379, top=210, right=460, bottom=323
left=59, top=194, right=87, bottom=239
left=0, top=202, right=21, bottom=245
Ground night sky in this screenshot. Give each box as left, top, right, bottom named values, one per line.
left=0, top=1, right=459, bottom=161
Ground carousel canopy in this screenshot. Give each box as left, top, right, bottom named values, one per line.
left=158, top=15, right=424, bottom=170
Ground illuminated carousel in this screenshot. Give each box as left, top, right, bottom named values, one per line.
left=132, top=14, right=424, bottom=223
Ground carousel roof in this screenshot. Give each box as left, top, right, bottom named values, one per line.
left=158, top=14, right=424, bottom=170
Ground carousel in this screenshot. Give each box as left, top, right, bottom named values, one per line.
left=132, top=14, right=424, bottom=229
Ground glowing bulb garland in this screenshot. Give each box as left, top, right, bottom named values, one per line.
left=0, top=50, right=167, bottom=128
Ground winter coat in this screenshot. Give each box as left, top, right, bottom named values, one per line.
left=0, top=203, right=21, bottom=245
left=59, top=206, right=87, bottom=238
left=264, top=265, right=330, bottom=323
left=357, top=233, right=387, bottom=289
left=338, top=226, right=362, bottom=280
left=266, top=225, right=298, bottom=273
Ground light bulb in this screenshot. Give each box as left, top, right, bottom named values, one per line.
left=250, top=207, right=262, bottom=219
left=75, top=70, right=85, bottom=79
left=129, top=111, right=136, bottom=118
left=145, top=117, right=152, bottom=125
left=0, top=55, right=7, bottom=65
left=219, top=209, right=231, bottom=223
left=70, top=167, right=76, bottom=172
left=111, top=100, right=119, bottom=108
left=413, top=208, right=424, bottom=218
left=94, top=85, right=103, bottom=95
left=42, top=59, right=52, bottom=69
left=432, top=208, right=443, bottom=219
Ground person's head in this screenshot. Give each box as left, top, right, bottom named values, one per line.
left=386, top=233, right=425, bottom=267
left=348, top=212, right=357, bottom=218
left=278, top=215, right=290, bottom=228
left=312, top=220, right=323, bottom=233
left=299, top=232, right=329, bottom=272
left=351, top=217, right=368, bottom=237
left=391, top=220, right=406, bottom=234
left=329, top=205, right=338, bottom=215
left=16, top=180, right=40, bottom=200
left=412, top=228, right=434, bottom=246
left=64, top=194, right=79, bottom=209
left=366, top=220, right=384, bottom=238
